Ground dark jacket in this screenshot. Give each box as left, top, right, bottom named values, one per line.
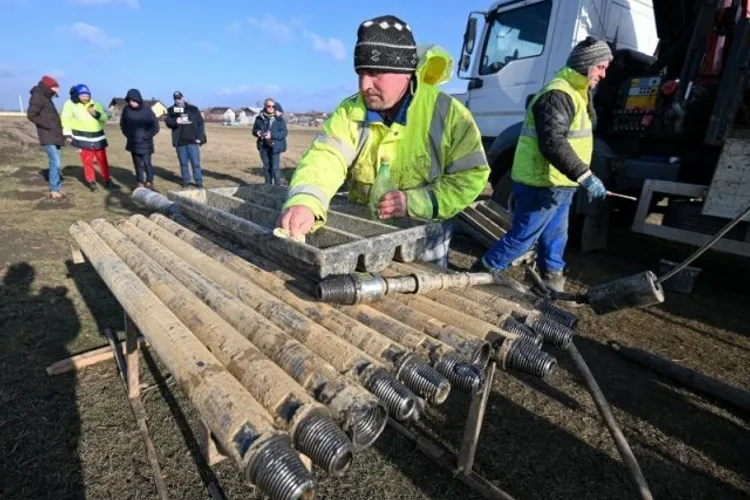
left=165, top=102, right=207, bottom=147
left=252, top=113, right=288, bottom=154
left=531, top=89, right=595, bottom=181
left=119, top=89, right=160, bottom=154
left=27, top=81, right=63, bottom=146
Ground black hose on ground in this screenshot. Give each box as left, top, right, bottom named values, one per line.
left=566, top=342, right=654, bottom=500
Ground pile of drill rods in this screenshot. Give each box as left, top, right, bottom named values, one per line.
left=157, top=212, right=562, bottom=381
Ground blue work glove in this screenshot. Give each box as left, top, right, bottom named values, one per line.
left=578, top=172, right=607, bottom=201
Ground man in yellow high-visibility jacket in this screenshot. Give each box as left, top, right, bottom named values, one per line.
left=277, top=14, right=490, bottom=267
left=476, top=37, right=612, bottom=293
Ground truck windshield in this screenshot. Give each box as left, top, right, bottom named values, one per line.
left=479, top=0, right=552, bottom=75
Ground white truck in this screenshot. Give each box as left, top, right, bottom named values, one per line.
left=455, top=0, right=750, bottom=257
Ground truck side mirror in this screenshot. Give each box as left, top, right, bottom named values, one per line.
left=463, top=18, right=477, bottom=54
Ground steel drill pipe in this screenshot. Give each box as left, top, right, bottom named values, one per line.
left=130, top=214, right=419, bottom=421
left=90, top=223, right=386, bottom=453
left=68, top=221, right=314, bottom=500
left=388, top=294, right=557, bottom=379
left=153, top=212, right=552, bottom=382
left=393, top=262, right=579, bottom=344
left=95, top=219, right=353, bottom=477
left=135, top=214, right=450, bottom=406
left=283, top=275, right=488, bottom=394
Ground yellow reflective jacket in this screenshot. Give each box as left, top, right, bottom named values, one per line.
left=283, top=45, right=490, bottom=230
left=61, top=99, right=110, bottom=150
left=512, top=67, right=593, bottom=188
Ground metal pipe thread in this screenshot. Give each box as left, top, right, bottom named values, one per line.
left=363, top=370, right=417, bottom=421
left=397, top=355, right=451, bottom=405
left=533, top=315, right=576, bottom=349
left=538, top=301, right=579, bottom=329
left=247, top=435, right=316, bottom=500
left=315, top=275, right=356, bottom=304
left=294, top=414, right=353, bottom=477
left=347, top=403, right=388, bottom=452
left=466, top=340, right=492, bottom=369
left=501, top=316, right=543, bottom=347
left=504, top=340, right=557, bottom=379
left=434, top=352, right=485, bottom=394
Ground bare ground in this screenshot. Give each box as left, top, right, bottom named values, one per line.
left=0, top=118, right=748, bottom=500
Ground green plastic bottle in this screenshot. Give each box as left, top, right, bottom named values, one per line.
left=368, top=159, right=394, bottom=220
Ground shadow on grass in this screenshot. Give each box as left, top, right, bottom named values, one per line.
left=0, top=262, right=83, bottom=500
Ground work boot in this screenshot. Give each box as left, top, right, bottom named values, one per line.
left=145, top=182, right=154, bottom=190
left=543, top=271, right=583, bottom=308
left=104, top=179, right=117, bottom=190
left=87, top=181, right=98, bottom=192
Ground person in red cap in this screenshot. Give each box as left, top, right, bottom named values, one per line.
left=27, top=75, right=65, bottom=199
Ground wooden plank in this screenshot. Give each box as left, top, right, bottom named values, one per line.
left=45, top=337, right=149, bottom=376
left=703, top=137, right=750, bottom=219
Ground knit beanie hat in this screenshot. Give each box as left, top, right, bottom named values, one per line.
left=354, top=15, right=418, bottom=74
left=566, top=37, right=613, bottom=75
left=41, top=75, right=59, bottom=89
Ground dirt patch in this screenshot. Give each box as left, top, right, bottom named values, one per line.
left=0, top=119, right=39, bottom=161
left=35, top=195, right=76, bottom=211
left=0, top=189, right=46, bottom=201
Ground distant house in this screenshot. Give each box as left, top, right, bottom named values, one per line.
left=108, top=97, right=168, bottom=119
left=236, top=107, right=260, bottom=125
left=203, top=107, right=235, bottom=123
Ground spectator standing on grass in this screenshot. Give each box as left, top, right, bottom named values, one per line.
left=26, top=75, right=65, bottom=199
left=165, top=91, right=207, bottom=189
left=252, top=98, right=288, bottom=186
left=119, top=88, right=160, bottom=190
left=61, top=84, right=114, bottom=192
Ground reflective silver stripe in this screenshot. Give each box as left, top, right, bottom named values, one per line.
left=445, top=151, right=487, bottom=174
left=288, top=184, right=330, bottom=210
left=314, top=132, right=357, bottom=165
left=71, top=134, right=107, bottom=142
left=520, top=126, right=592, bottom=139
left=427, top=92, right=452, bottom=182
left=353, top=125, right=370, bottom=167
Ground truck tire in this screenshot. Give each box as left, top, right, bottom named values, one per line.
left=490, top=148, right=515, bottom=208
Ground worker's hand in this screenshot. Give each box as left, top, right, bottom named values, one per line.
left=87, top=106, right=97, bottom=116
left=277, top=205, right=315, bottom=239
left=578, top=172, right=607, bottom=202
left=377, top=190, right=408, bottom=219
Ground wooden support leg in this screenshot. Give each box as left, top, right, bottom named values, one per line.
left=106, top=315, right=170, bottom=500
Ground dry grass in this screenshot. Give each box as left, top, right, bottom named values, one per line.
left=1, top=117, right=749, bottom=500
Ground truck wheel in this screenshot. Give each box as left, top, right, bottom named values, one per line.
left=490, top=149, right=515, bottom=208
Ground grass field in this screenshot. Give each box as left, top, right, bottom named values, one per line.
left=1, top=117, right=749, bottom=500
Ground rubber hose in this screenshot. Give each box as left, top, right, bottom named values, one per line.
left=566, top=342, right=654, bottom=500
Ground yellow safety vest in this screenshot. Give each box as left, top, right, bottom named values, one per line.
left=284, top=44, right=490, bottom=229
left=511, top=67, right=593, bottom=188
left=61, top=100, right=109, bottom=150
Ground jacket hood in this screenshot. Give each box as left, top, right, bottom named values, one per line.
left=416, top=44, right=453, bottom=87
left=559, top=66, right=590, bottom=91
left=30, top=82, right=56, bottom=98
left=125, top=88, right=144, bottom=104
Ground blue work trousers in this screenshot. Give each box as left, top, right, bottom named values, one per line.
left=177, top=144, right=203, bottom=186
left=482, top=182, right=575, bottom=274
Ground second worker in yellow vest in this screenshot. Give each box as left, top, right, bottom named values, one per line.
left=476, top=37, right=612, bottom=293
left=277, top=14, right=490, bottom=267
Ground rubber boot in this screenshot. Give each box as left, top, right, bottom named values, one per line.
left=543, top=271, right=583, bottom=308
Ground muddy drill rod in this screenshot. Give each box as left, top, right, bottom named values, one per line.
left=131, top=215, right=421, bottom=420
left=136, top=214, right=452, bottom=407
left=69, top=221, right=314, bottom=500
left=98, top=219, right=354, bottom=476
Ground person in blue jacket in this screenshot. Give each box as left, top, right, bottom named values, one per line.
left=165, top=91, right=207, bottom=188
left=252, top=98, right=288, bottom=185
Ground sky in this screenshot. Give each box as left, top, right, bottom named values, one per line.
left=0, top=0, right=491, bottom=112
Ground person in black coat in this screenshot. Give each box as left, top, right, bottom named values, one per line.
left=119, top=88, right=160, bottom=189
left=165, top=91, right=207, bottom=188
left=26, top=75, right=65, bottom=198
left=252, top=98, right=288, bottom=185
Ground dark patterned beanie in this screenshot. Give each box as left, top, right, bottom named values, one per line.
left=566, top=37, right=613, bottom=75
left=354, top=15, right=418, bottom=73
